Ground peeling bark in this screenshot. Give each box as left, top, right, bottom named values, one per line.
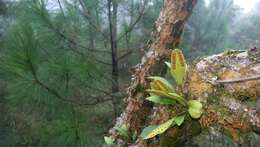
left=106, top=0, right=260, bottom=146
left=107, top=0, right=197, bottom=146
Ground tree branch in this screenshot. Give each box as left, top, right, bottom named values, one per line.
left=108, top=0, right=198, bottom=145
left=57, top=0, right=65, bottom=18
left=116, top=0, right=148, bottom=42
left=53, top=27, right=110, bottom=54
left=26, top=58, right=111, bottom=107
left=215, top=75, right=260, bottom=84
left=33, top=2, right=110, bottom=54
left=117, top=50, right=132, bottom=61
left=48, top=26, right=112, bottom=66
left=78, top=0, right=108, bottom=40
left=74, top=77, right=112, bottom=96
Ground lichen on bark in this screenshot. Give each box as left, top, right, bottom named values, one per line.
left=105, top=0, right=260, bottom=146
left=106, top=1, right=198, bottom=147
left=140, top=49, right=260, bottom=147
left=106, top=48, right=260, bottom=147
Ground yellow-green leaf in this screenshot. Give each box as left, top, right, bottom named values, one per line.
left=168, top=49, right=187, bottom=85
left=188, top=100, right=202, bottom=110
left=188, top=108, right=202, bottom=119
left=168, top=93, right=186, bottom=106
left=146, top=96, right=176, bottom=105
left=188, top=100, right=203, bottom=119
left=139, top=125, right=158, bottom=139
left=146, top=89, right=169, bottom=97
left=104, top=136, right=116, bottom=147
left=140, top=118, right=175, bottom=139
left=114, top=125, right=129, bottom=139
left=148, top=76, right=175, bottom=92
left=173, top=114, right=185, bottom=126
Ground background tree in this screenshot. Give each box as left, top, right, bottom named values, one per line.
left=229, top=2, right=260, bottom=49
left=182, top=0, right=239, bottom=58
left=0, top=0, right=153, bottom=146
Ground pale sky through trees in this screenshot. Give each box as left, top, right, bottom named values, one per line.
left=40, top=0, right=260, bottom=13
left=205, top=0, right=260, bottom=13
left=234, top=0, right=260, bottom=12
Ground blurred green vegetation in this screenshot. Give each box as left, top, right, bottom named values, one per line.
left=0, top=0, right=259, bottom=146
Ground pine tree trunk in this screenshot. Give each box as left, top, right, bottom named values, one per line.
left=107, top=0, right=197, bottom=146
left=0, top=0, right=6, bottom=15
left=108, top=0, right=120, bottom=117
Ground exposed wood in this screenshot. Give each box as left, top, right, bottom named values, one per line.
left=107, top=0, right=197, bottom=146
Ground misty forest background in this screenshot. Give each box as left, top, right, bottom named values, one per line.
left=0, top=0, right=259, bottom=146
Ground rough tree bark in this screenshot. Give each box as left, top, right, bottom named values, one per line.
left=138, top=48, right=260, bottom=147
left=107, top=0, right=197, bottom=146
left=106, top=0, right=260, bottom=146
